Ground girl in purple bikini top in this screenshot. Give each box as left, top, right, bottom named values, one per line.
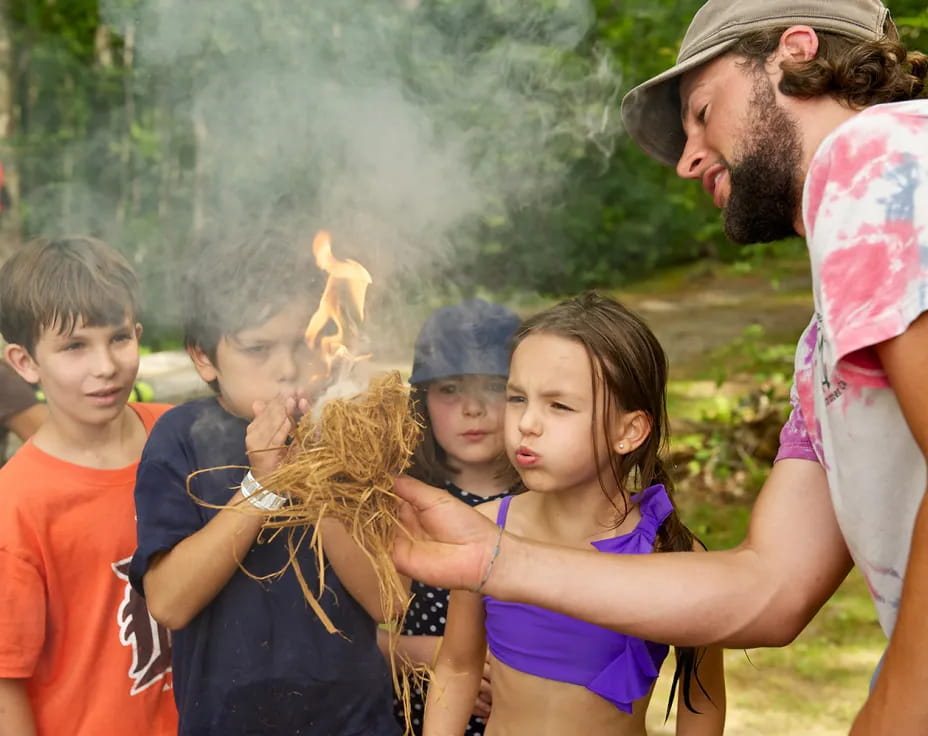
left=483, top=484, right=673, bottom=714
left=423, top=294, right=726, bottom=736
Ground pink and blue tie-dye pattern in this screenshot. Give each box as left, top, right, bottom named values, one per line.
left=775, top=324, right=823, bottom=466
left=776, top=100, right=928, bottom=636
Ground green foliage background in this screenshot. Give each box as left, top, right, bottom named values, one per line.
left=3, top=0, right=926, bottom=339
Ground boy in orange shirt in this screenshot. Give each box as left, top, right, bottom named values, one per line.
left=0, top=236, right=177, bottom=735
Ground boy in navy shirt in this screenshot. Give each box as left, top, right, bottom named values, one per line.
left=129, top=227, right=399, bottom=735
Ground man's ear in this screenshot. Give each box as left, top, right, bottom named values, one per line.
left=777, top=25, right=819, bottom=65
left=613, top=410, right=652, bottom=455
left=186, top=344, right=219, bottom=384
left=5, top=343, right=40, bottom=385
left=135, top=323, right=143, bottom=342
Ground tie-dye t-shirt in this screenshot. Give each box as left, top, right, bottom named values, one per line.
left=775, top=99, right=928, bottom=637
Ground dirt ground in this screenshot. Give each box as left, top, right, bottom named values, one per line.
left=616, top=260, right=815, bottom=378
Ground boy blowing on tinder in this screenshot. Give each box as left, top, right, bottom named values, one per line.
left=129, top=227, right=401, bottom=735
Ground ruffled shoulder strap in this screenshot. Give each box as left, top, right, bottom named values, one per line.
left=629, top=484, right=673, bottom=545
left=590, top=484, right=673, bottom=554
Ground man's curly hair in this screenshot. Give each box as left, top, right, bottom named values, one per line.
left=733, top=20, right=928, bottom=107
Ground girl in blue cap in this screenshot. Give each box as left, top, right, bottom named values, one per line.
left=388, top=298, right=521, bottom=736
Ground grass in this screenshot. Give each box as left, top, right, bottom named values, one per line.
left=666, top=381, right=757, bottom=424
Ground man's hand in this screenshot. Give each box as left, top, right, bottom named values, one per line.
left=246, top=393, right=308, bottom=482
left=392, top=476, right=501, bottom=592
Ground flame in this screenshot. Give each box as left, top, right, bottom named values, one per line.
left=304, top=230, right=373, bottom=379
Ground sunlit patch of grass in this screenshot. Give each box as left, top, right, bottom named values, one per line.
left=666, top=379, right=760, bottom=423
left=666, top=391, right=722, bottom=423
left=610, top=252, right=810, bottom=299
left=678, top=501, right=751, bottom=551
left=693, top=324, right=797, bottom=384
left=613, top=260, right=723, bottom=296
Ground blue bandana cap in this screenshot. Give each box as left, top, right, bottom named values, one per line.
left=410, top=299, right=520, bottom=385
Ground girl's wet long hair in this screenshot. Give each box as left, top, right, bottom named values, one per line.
left=512, top=291, right=708, bottom=714
left=407, top=386, right=456, bottom=486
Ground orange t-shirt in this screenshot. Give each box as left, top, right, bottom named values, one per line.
left=0, top=403, right=178, bottom=735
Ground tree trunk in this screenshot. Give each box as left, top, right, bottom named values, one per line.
left=0, top=1, right=20, bottom=251
left=123, top=25, right=140, bottom=219
left=192, top=107, right=208, bottom=237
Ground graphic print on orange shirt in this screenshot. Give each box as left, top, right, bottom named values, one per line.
left=112, top=558, right=173, bottom=695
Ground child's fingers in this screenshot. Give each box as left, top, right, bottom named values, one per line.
left=277, top=390, right=308, bottom=427
left=247, top=394, right=303, bottom=478
left=263, top=403, right=295, bottom=447
left=473, top=661, right=493, bottom=717
left=248, top=398, right=285, bottom=433
left=267, top=411, right=293, bottom=447
left=246, top=398, right=290, bottom=452
left=249, top=422, right=291, bottom=480
left=473, top=695, right=491, bottom=720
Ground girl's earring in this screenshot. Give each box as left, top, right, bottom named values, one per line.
left=618, top=442, right=625, bottom=450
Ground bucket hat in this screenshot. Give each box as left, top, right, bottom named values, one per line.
left=410, top=299, right=520, bottom=385
left=620, top=0, right=890, bottom=167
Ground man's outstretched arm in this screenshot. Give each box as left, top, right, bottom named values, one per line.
left=394, top=456, right=852, bottom=648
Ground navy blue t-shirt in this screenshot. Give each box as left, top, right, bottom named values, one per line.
left=129, top=398, right=399, bottom=736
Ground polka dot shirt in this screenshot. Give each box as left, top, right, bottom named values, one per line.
left=394, top=482, right=509, bottom=736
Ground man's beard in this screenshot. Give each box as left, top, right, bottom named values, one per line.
left=723, top=74, right=803, bottom=245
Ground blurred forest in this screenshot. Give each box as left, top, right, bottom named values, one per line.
left=0, top=0, right=925, bottom=341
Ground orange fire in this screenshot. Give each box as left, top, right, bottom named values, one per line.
left=304, top=230, right=373, bottom=378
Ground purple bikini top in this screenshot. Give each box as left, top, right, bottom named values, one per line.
left=483, top=484, right=673, bottom=714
